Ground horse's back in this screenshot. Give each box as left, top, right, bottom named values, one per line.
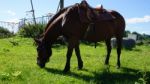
left=84, top=10, right=125, bottom=42
left=84, top=21, right=114, bottom=42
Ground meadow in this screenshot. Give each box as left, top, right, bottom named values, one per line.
left=0, top=37, right=150, bottom=84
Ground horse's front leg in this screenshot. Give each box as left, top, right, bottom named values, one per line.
left=63, top=37, right=78, bottom=72
left=63, top=45, right=73, bottom=72
left=75, top=44, right=83, bottom=70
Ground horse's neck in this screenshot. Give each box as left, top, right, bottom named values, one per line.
left=42, top=32, right=59, bottom=46
left=42, top=21, right=62, bottom=46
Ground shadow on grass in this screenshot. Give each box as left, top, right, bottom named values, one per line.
left=123, top=48, right=142, bottom=52
left=44, top=67, right=150, bottom=84
left=133, top=48, right=142, bottom=52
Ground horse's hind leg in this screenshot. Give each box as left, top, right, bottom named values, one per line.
left=75, top=45, right=83, bottom=70
left=116, top=38, right=122, bottom=68
left=105, top=38, right=112, bottom=65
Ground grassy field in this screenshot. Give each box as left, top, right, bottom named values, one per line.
left=0, top=37, right=150, bottom=84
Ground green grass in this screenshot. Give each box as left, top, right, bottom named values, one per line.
left=0, top=37, right=150, bottom=84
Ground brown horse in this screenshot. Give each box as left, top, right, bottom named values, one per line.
left=35, top=1, right=93, bottom=72
left=35, top=1, right=125, bottom=72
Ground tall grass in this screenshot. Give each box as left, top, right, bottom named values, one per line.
left=18, top=24, right=45, bottom=38
left=0, top=37, right=150, bottom=84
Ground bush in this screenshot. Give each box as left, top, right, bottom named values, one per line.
left=0, top=26, right=13, bottom=38
left=18, top=24, right=45, bottom=38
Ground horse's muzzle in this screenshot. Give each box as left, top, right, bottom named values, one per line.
left=37, top=61, right=45, bottom=68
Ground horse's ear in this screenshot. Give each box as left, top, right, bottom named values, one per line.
left=80, top=0, right=88, bottom=8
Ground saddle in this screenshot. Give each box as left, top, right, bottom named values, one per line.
left=84, top=5, right=115, bottom=42
left=91, top=5, right=115, bottom=21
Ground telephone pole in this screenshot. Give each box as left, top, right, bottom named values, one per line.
left=30, top=0, right=36, bottom=24
left=57, top=0, right=64, bottom=12
left=60, top=0, right=64, bottom=9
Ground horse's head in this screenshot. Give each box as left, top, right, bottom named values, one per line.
left=34, top=38, right=52, bottom=68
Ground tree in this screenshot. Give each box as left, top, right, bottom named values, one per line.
left=123, top=30, right=131, bottom=37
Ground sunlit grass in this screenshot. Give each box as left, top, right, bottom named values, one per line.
left=0, top=37, right=150, bottom=84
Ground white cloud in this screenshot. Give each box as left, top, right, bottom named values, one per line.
left=126, top=15, right=150, bottom=24
left=6, top=10, right=16, bottom=16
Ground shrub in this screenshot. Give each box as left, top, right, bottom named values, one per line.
left=0, top=26, right=13, bottom=38
left=18, top=24, right=45, bottom=38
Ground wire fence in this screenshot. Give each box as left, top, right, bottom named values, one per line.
left=0, top=15, right=54, bottom=33
left=0, top=21, right=18, bottom=33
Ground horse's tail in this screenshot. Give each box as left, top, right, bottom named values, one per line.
left=110, top=10, right=126, bottom=38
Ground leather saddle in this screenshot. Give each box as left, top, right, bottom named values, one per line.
left=91, top=5, right=115, bottom=21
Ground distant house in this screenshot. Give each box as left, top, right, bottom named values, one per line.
left=127, top=34, right=137, bottom=41
left=111, top=34, right=138, bottom=49
left=111, top=38, right=136, bottom=49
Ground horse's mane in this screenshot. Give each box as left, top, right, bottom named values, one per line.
left=37, top=4, right=79, bottom=39
left=44, top=8, right=67, bottom=31
left=44, top=5, right=78, bottom=31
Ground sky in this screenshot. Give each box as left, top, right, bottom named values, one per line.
left=0, top=0, right=150, bottom=35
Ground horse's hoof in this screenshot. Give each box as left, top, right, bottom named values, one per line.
left=116, top=63, right=120, bottom=69
left=105, top=62, right=109, bottom=65
left=63, top=67, right=70, bottom=73
left=78, top=67, right=82, bottom=70
left=116, top=66, right=120, bottom=69
left=78, top=64, right=83, bottom=70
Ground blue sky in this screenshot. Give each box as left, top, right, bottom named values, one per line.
left=0, top=0, right=150, bottom=35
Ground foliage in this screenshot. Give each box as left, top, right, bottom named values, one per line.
left=124, top=30, right=131, bottom=37
left=0, top=26, right=14, bottom=38
left=18, top=24, right=46, bottom=38
left=124, top=30, right=150, bottom=39
left=0, top=37, right=150, bottom=84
